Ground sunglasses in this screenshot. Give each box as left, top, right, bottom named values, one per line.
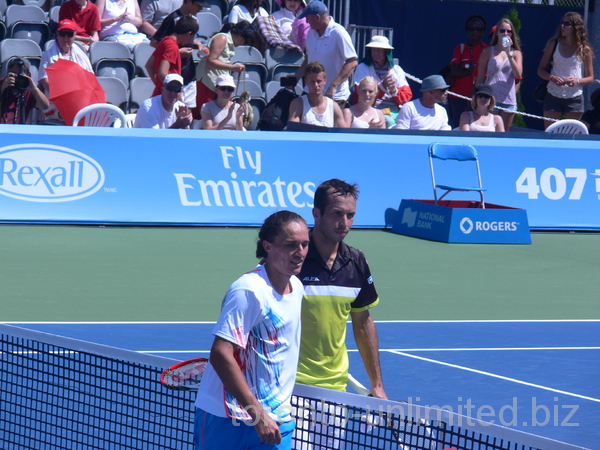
left=498, top=28, right=512, bottom=34
left=165, top=85, right=182, bottom=93
left=468, top=27, right=484, bottom=32
left=476, top=93, right=491, bottom=99
left=560, top=21, right=573, bottom=27
left=58, top=31, right=76, bottom=38
left=218, top=86, right=235, bottom=92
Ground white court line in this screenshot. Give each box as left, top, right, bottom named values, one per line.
left=4, top=319, right=600, bottom=324
left=385, top=350, right=600, bottom=404
left=370, top=347, right=600, bottom=352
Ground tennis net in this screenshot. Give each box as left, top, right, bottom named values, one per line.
left=0, top=324, right=587, bottom=450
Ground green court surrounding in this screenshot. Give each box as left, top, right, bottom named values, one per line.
left=2, top=225, right=599, bottom=322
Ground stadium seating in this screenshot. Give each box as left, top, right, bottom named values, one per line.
left=196, top=11, right=222, bottom=42
left=265, top=81, right=302, bottom=103
left=234, top=78, right=263, bottom=99
left=129, top=76, right=156, bottom=112
left=97, top=76, right=130, bottom=112
left=89, top=41, right=136, bottom=87
left=247, top=97, right=266, bottom=131
left=132, top=41, right=154, bottom=77
left=0, top=38, right=43, bottom=72
left=5, top=4, right=50, bottom=48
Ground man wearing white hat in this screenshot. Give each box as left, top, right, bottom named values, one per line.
left=353, top=35, right=412, bottom=128
left=293, top=0, right=357, bottom=105
left=392, top=74, right=451, bottom=131
left=134, top=73, right=193, bottom=128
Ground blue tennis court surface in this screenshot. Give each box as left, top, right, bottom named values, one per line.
left=9, top=320, right=599, bottom=450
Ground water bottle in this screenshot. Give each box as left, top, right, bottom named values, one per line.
left=502, top=36, right=510, bottom=48
left=197, top=47, right=209, bottom=59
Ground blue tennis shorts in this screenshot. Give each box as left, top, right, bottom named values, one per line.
left=194, top=408, right=296, bottom=450
left=495, top=102, right=517, bottom=112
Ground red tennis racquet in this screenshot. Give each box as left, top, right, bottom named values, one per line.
left=160, top=358, right=208, bottom=390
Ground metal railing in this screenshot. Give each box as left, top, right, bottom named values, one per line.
left=347, top=25, right=394, bottom=63
left=469, top=0, right=585, bottom=6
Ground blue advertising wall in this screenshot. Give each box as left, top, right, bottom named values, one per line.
left=0, top=125, right=598, bottom=230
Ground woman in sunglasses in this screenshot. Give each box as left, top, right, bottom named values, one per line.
left=201, top=74, right=246, bottom=130
left=193, top=20, right=257, bottom=119
left=476, top=18, right=522, bottom=131
left=537, top=12, right=594, bottom=130
left=459, top=84, right=505, bottom=132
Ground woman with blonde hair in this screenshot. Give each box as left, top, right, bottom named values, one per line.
left=476, top=18, right=522, bottom=131
left=344, top=76, right=386, bottom=128
left=459, top=84, right=505, bottom=132
left=537, top=12, right=594, bottom=129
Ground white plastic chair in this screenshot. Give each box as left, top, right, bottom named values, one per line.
left=123, top=113, right=136, bottom=128
left=545, top=119, right=589, bottom=135
left=72, top=103, right=127, bottom=127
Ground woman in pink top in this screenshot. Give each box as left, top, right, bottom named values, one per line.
left=476, top=18, right=522, bottom=131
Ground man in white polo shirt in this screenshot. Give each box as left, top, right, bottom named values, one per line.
left=134, top=73, right=193, bottom=129
left=392, top=74, right=452, bottom=131
left=293, top=0, right=357, bottom=106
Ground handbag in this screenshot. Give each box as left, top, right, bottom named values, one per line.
left=236, top=70, right=253, bottom=129
left=533, top=39, right=559, bottom=103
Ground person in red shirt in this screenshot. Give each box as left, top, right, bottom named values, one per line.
left=146, top=15, right=199, bottom=98
left=59, top=0, right=102, bottom=51
left=447, top=15, right=489, bottom=128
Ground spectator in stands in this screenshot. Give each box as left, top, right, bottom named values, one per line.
left=59, top=0, right=102, bottom=51
left=134, top=73, right=193, bottom=128
left=151, top=1, right=208, bottom=108
left=344, top=76, right=385, bottom=129
left=581, top=87, right=600, bottom=134
left=193, top=20, right=256, bottom=119
left=146, top=15, right=199, bottom=99
left=200, top=74, right=246, bottom=130
left=38, top=20, right=94, bottom=94
left=97, top=0, right=149, bottom=49
left=293, top=0, right=357, bottom=107
left=288, top=60, right=346, bottom=128
left=392, top=74, right=451, bottom=131
left=228, top=0, right=268, bottom=24
left=352, top=35, right=412, bottom=128
left=476, top=18, right=522, bottom=131
left=446, top=15, right=489, bottom=128
left=272, top=0, right=308, bottom=50
left=140, top=0, right=187, bottom=38
left=1, top=57, right=50, bottom=125
left=537, top=12, right=594, bottom=130
left=458, top=84, right=504, bottom=132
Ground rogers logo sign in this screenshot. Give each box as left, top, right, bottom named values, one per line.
left=0, top=144, right=105, bottom=202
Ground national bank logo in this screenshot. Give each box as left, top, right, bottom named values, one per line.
left=0, top=144, right=105, bottom=202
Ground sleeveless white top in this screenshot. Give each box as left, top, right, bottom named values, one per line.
left=302, top=96, right=334, bottom=127
left=467, top=111, right=496, bottom=132
left=548, top=44, right=583, bottom=99
left=349, top=115, right=369, bottom=128
left=100, top=0, right=139, bottom=39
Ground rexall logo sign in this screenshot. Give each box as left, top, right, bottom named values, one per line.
left=0, top=144, right=104, bottom=202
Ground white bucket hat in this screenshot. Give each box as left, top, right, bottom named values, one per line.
left=365, top=35, right=394, bottom=50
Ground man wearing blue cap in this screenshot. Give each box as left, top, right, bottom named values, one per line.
left=292, top=0, right=357, bottom=106
left=392, top=74, right=452, bottom=130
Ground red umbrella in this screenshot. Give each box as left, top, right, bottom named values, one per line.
left=46, top=59, right=106, bottom=126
